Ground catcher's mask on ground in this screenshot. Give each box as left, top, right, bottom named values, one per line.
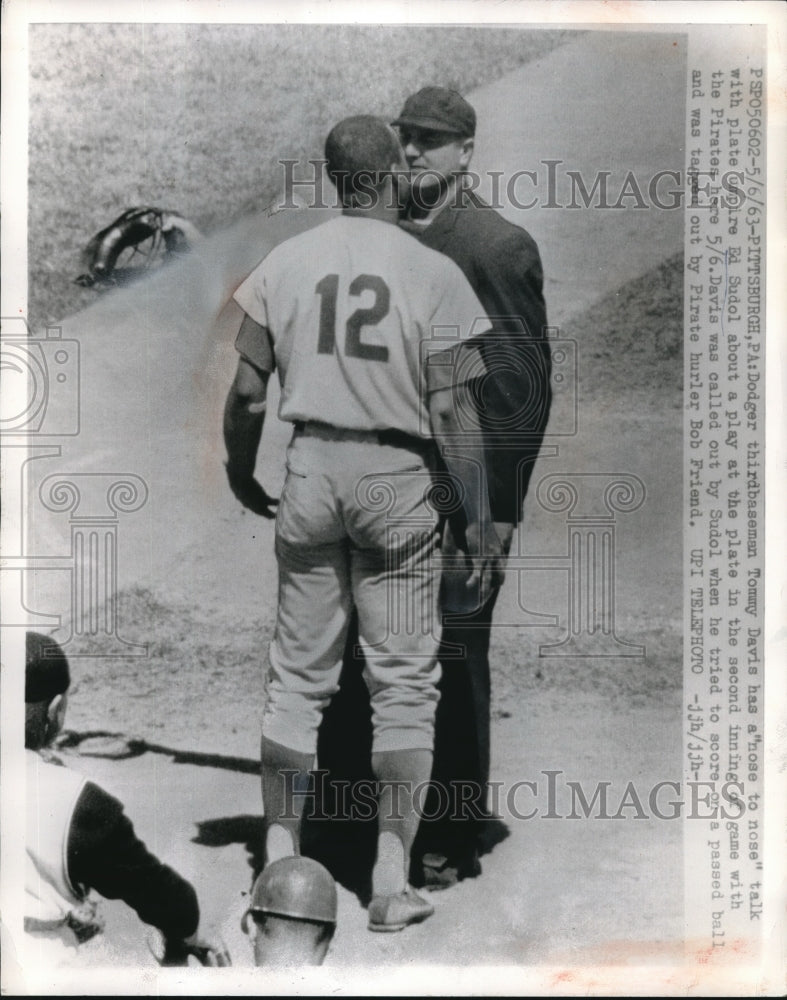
left=74, top=207, right=201, bottom=288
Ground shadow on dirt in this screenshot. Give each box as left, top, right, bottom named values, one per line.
left=190, top=809, right=377, bottom=903
left=302, top=809, right=377, bottom=905
left=56, top=729, right=259, bottom=774
left=57, top=728, right=511, bottom=906
left=192, top=814, right=266, bottom=879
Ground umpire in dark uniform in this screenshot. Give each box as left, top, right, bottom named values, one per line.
left=316, top=87, right=551, bottom=891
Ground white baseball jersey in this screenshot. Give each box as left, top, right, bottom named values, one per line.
left=26, top=749, right=87, bottom=923
left=233, top=215, right=490, bottom=437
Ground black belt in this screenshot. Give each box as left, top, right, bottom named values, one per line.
left=293, top=422, right=434, bottom=457
left=378, top=428, right=434, bottom=456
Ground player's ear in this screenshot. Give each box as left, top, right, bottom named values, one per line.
left=47, top=692, right=68, bottom=737
left=240, top=909, right=255, bottom=938
left=459, top=137, right=474, bottom=168
left=388, top=164, right=411, bottom=210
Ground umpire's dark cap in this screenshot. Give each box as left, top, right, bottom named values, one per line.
left=26, top=632, right=70, bottom=703
left=392, top=87, right=476, bottom=137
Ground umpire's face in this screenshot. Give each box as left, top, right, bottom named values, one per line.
left=398, top=126, right=474, bottom=194
left=386, top=129, right=413, bottom=208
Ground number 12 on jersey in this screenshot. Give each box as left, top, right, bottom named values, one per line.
left=315, top=273, right=390, bottom=362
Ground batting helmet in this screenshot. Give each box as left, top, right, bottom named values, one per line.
left=248, top=857, right=337, bottom=925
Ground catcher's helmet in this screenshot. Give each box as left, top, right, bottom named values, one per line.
left=248, top=857, right=337, bottom=925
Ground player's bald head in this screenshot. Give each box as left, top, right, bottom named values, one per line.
left=325, top=115, right=405, bottom=204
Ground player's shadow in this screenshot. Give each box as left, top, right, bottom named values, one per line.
left=192, top=815, right=266, bottom=880
left=56, top=730, right=260, bottom=774
left=300, top=791, right=378, bottom=906
left=190, top=810, right=376, bottom=903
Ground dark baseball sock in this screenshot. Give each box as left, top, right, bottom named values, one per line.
left=260, top=734, right=314, bottom=864
left=371, top=748, right=432, bottom=896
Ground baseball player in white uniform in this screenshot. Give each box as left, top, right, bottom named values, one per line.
left=224, top=115, right=503, bottom=931
left=23, top=632, right=228, bottom=968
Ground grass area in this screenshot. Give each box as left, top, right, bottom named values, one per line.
left=29, top=23, right=579, bottom=330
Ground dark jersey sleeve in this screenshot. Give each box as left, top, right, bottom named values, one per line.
left=476, top=226, right=551, bottom=408
left=405, top=200, right=553, bottom=524
left=235, top=314, right=275, bottom=374
left=475, top=227, right=553, bottom=523
left=67, top=781, right=199, bottom=941
left=487, top=226, right=547, bottom=336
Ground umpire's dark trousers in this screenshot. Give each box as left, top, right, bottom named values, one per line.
left=411, top=586, right=501, bottom=864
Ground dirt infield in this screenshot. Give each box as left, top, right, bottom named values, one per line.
left=14, top=28, right=694, bottom=992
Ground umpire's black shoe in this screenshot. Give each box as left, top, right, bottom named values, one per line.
left=418, top=849, right=482, bottom=891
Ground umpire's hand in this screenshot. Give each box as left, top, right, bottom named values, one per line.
left=464, top=521, right=506, bottom=609
left=225, top=463, right=279, bottom=519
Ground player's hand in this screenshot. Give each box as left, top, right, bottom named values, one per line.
left=181, top=925, right=232, bottom=967
left=151, top=924, right=232, bottom=967
left=225, top=463, right=279, bottom=519
left=493, top=521, right=515, bottom=555
left=464, top=521, right=506, bottom=608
